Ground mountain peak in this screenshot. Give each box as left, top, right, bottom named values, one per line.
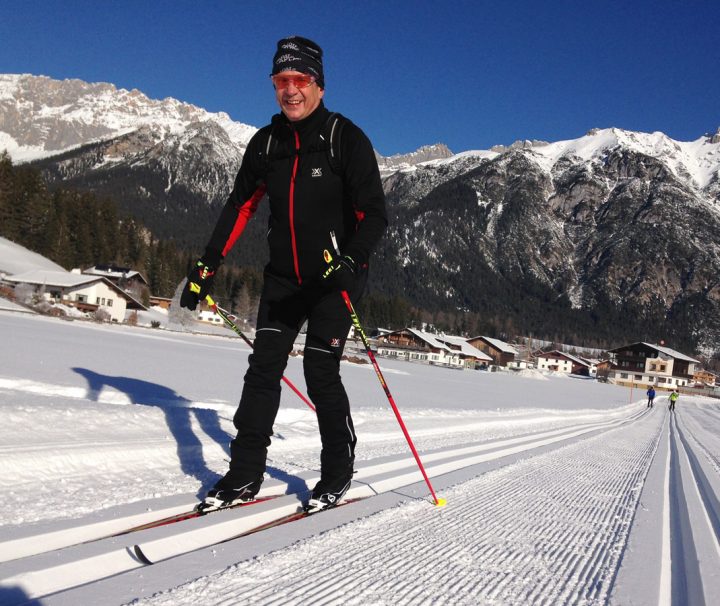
left=0, top=73, right=257, bottom=162
left=508, top=127, right=720, bottom=190
left=376, top=143, right=454, bottom=173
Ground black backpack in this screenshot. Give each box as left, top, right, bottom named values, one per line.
left=260, top=112, right=348, bottom=176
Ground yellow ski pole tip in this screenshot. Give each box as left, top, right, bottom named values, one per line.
left=435, top=498, right=447, bottom=507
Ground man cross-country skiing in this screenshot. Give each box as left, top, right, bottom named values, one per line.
left=669, top=389, right=679, bottom=412
left=180, top=36, right=387, bottom=513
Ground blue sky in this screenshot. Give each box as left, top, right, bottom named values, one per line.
left=1, top=0, right=718, bottom=156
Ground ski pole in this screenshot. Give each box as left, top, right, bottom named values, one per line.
left=205, top=295, right=316, bottom=412
left=323, top=250, right=446, bottom=507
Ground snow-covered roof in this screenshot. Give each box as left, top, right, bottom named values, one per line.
left=434, top=334, right=494, bottom=361
left=6, top=269, right=107, bottom=288
left=404, top=329, right=493, bottom=361
left=0, top=236, right=66, bottom=275
left=82, top=265, right=148, bottom=284
left=644, top=342, right=699, bottom=364
left=471, top=335, right=519, bottom=355
left=609, top=342, right=699, bottom=364
left=559, top=352, right=591, bottom=367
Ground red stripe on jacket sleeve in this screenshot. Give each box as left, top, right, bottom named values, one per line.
left=221, top=184, right=267, bottom=257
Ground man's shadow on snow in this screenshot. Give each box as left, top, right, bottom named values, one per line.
left=72, top=367, right=308, bottom=498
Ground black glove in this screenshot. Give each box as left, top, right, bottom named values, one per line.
left=321, top=253, right=357, bottom=292
left=180, top=260, right=217, bottom=310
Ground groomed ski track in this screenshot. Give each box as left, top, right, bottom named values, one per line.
left=2, top=403, right=719, bottom=605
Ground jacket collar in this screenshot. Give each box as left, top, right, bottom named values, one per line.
left=276, top=102, right=329, bottom=136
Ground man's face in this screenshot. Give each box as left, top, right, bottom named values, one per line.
left=273, top=71, right=324, bottom=122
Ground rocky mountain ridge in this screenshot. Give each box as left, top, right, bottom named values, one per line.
left=0, top=74, right=256, bottom=160
left=375, top=128, right=720, bottom=352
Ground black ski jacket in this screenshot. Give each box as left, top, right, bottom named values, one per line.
left=203, top=103, right=387, bottom=284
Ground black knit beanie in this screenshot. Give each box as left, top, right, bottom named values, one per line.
left=272, top=36, right=324, bottom=88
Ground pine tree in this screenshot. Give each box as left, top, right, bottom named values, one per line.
left=0, top=153, right=15, bottom=238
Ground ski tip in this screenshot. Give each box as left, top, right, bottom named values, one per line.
left=132, top=544, right=153, bottom=565
left=434, top=497, right=447, bottom=507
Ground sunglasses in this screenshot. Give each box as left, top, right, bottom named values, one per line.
left=270, top=74, right=316, bottom=89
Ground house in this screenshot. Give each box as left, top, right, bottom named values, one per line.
left=197, top=309, right=226, bottom=325
left=197, top=297, right=238, bottom=325
left=584, top=358, right=600, bottom=377
left=692, top=369, right=718, bottom=387
left=605, top=342, right=699, bottom=389
left=79, top=265, right=149, bottom=306
left=377, top=328, right=492, bottom=369
left=5, top=269, right=146, bottom=322
left=148, top=295, right=172, bottom=310
left=507, top=359, right=532, bottom=370
left=466, top=336, right=519, bottom=367
left=595, top=359, right=613, bottom=381
left=535, top=350, right=592, bottom=376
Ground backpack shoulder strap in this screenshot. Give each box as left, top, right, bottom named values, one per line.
left=257, top=115, right=285, bottom=176
left=323, top=112, right=348, bottom=175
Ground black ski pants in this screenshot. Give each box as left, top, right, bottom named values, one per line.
left=227, top=268, right=365, bottom=486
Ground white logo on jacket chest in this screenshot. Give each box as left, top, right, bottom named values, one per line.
left=311, top=168, right=323, bottom=178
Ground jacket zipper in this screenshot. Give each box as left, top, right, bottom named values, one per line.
left=289, top=129, right=302, bottom=284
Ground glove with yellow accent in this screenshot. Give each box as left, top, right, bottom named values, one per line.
left=180, top=259, right=217, bottom=311
left=321, top=251, right=357, bottom=292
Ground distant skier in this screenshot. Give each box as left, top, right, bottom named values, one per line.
left=646, top=386, right=656, bottom=408
left=668, top=389, right=679, bottom=411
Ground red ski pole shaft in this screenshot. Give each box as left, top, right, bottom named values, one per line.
left=206, top=295, right=316, bottom=412
left=339, top=289, right=445, bottom=507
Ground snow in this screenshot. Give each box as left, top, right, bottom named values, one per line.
left=442, top=127, right=720, bottom=192
left=1, top=307, right=719, bottom=605
left=0, top=74, right=22, bottom=100
left=1, top=239, right=720, bottom=605
left=0, top=237, right=66, bottom=276
left=522, top=128, right=720, bottom=190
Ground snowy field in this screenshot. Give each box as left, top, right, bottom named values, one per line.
left=1, top=310, right=719, bottom=605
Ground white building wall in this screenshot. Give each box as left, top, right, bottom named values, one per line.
left=197, top=310, right=224, bottom=325
left=81, top=282, right=127, bottom=322
left=537, top=357, right=572, bottom=373
left=376, top=347, right=469, bottom=368
left=611, top=371, right=689, bottom=388
left=41, top=281, right=127, bottom=322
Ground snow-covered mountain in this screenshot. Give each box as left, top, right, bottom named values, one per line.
left=0, top=73, right=256, bottom=163
left=495, top=127, right=720, bottom=194
left=2, top=73, right=720, bottom=351
left=375, top=126, right=720, bottom=352
left=376, top=143, right=454, bottom=174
